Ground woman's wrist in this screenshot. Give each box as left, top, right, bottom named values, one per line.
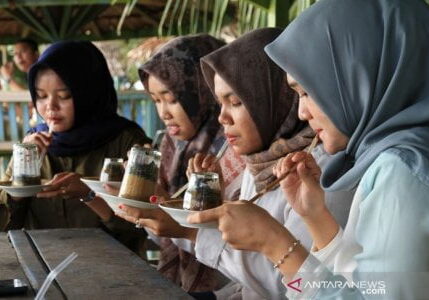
left=303, top=206, right=339, bottom=250
left=260, top=224, right=309, bottom=278
left=183, top=227, right=198, bottom=242
left=259, top=221, right=293, bottom=260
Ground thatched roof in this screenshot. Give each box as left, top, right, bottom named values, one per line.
left=0, top=0, right=167, bottom=45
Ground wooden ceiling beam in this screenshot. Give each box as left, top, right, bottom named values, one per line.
left=0, top=0, right=131, bottom=8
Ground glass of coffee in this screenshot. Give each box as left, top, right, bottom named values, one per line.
left=118, top=146, right=161, bottom=202
left=12, top=143, right=41, bottom=186
left=100, top=158, right=125, bottom=182
left=183, top=172, right=222, bottom=211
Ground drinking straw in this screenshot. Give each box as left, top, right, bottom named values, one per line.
left=171, top=140, right=229, bottom=199
left=34, top=252, right=78, bottom=300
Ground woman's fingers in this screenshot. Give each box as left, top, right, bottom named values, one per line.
left=103, top=184, right=119, bottom=196
left=192, top=153, right=204, bottom=172
left=296, top=161, right=319, bottom=187
left=201, top=154, right=216, bottom=170
left=118, top=205, right=157, bottom=220
left=187, top=157, right=194, bottom=178
left=190, top=153, right=218, bottom=173
left=187, top=206, right=221, bottom=224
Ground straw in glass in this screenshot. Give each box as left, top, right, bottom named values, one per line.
left=170, top=140, right=229, bottom=199
left=38, top=123, right=53, bottom=168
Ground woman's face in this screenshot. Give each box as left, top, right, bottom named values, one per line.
left=214, top=74, right=263, bottom=155
left=35, top=69, right=74, bottom=132
left=287, top=74, right=349, bottom=154
left=147, top=75, right=197, bottom=141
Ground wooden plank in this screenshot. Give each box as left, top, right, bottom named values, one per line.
left=27, top=228, right=192, bottom=299
left=0, top=91, right=31, bottom=102
left=0, top=141, right=14, bottom=152
left=7, top=230, right=64, bottom=299
left=0, top=234, right=34, bottom=299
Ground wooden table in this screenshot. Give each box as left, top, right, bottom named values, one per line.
left=0, top=228, right=192, bottom=300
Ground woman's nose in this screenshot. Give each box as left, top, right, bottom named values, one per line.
left=46, top=96, right=59, bottom=111
left=159, top=102, right=172, bottom=120
left=218, top=105, right=232, bottom=125
left=298, top=99, right=311, bottom=121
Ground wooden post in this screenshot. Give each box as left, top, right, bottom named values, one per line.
left=0, top=46, right=6, bottom=65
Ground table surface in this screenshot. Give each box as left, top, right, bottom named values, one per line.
left=0, top=234, right=33, bottom=299
left=0, top=228, right=192, bottom=300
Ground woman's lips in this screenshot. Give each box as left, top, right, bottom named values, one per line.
left=48, top=117, right=62, bottom=124
left=167, top=125, right=180, bottom=136
left=225, top=134, right=238, bottom=144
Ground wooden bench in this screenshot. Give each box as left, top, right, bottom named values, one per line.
left=0, top=91, right=163, bottom=177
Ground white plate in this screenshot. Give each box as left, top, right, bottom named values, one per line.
left=0, top=181, right=50, bottom=197
left=80, top=177, right=121, bottom=194
left=97, top=192, right=157, bottom=213
left=159, top=200, right=218, bottom=229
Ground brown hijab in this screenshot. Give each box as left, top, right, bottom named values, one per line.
left=201, top=28, right=315, bottom=192
left=139, top=35, right=229, bottom=292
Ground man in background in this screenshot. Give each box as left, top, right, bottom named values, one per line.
left=0, top=38, right=39, bottom=91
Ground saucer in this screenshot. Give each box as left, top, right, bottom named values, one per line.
left=80, top=177, right=121, bottom=194
left=0, top=181, right=50, bottom=197
left=97, top=192, right=157, bottom=213
left=159, top=200, right=218, bottom=229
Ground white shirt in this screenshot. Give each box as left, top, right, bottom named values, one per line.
left=195, top=145, right=354, bottom=299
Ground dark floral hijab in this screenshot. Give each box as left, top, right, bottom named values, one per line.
left=138, top=35, right=228, bottom=293
left=139, top=34, right=226, bottom=194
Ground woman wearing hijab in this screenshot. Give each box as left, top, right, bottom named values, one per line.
left=191, top=0, right=429, bottom=298
left=117, top=34, right=246, bottom=293
left=1, top=41, right=151, bottom=238
left=162, top=28, right=351, bottom=299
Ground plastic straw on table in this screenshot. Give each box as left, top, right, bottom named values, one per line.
left=34, top=252, right=78, bottom=300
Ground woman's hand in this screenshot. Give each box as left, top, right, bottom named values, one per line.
left=37, top=172, right=90, bottom=199
left=187, top=153, right=225, bottom=196
left=187, top=201, right=288, bottom=255
left=23, top=131, right=52, bottom=154
left=103, top=183, right=119, bottom=196
left=187, top=153, right=221, bottom=178
left=273, top=151, right=325, bottom=219
left=273, top=152, right=339, bottom=250
left=116, top=197, right=197, bottom=241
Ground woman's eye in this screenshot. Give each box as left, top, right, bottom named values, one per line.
left=229, top=96, right=242, bottom=107
left=36, top=94, right=47, bottom=99
left=59, top=94, right=72, bottom=100
left=299, top=92, right=308, bottom=98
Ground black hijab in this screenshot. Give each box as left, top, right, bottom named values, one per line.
left=28, top=41, right=141, bottom=157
